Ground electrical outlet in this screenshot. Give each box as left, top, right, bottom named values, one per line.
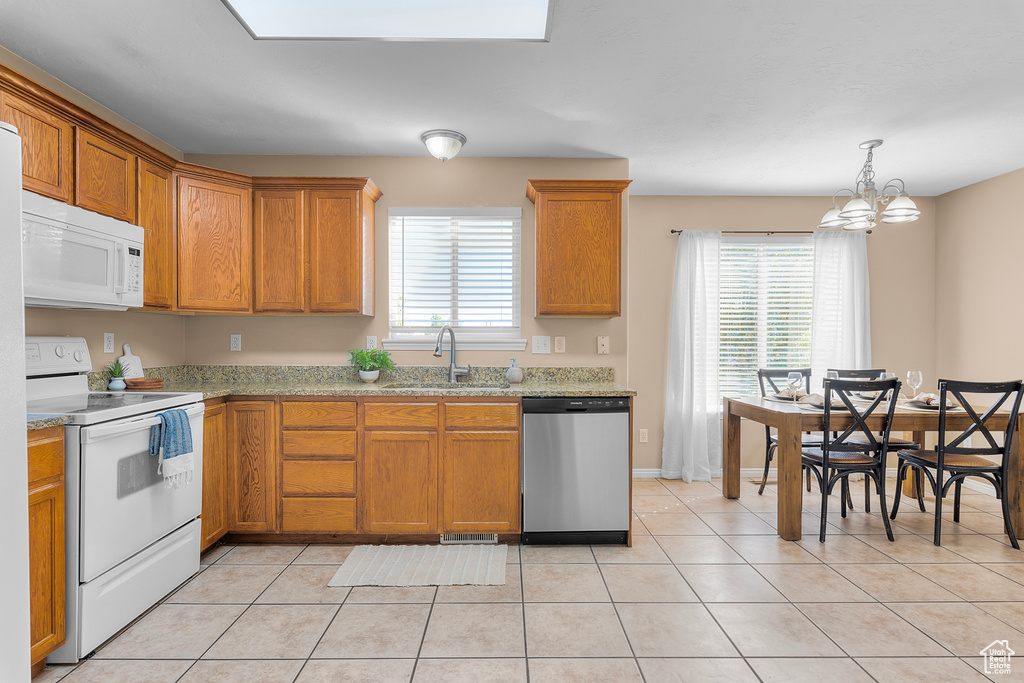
left=103, top=333, right=114, bottom=354
left=532, top=335, right=551, bottom=354
left=366, top=335, right=378, bottom=350
left=639, top=428, right=649, bottom=443
left=597, top=335, right=610, bottom=354
left=230, top=334, right=242, bottom=352
left=554, top=336, right=566, bottom=353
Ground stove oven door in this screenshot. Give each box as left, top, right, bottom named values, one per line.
left=78, top=403, right=204, bottom=582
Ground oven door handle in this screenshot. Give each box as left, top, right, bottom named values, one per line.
left=82, top=403, right=204, bottom=443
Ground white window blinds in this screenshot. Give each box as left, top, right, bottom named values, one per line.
left=719, top=236, right=814, bottom=397
left=389, top=208, right=521, bottom=339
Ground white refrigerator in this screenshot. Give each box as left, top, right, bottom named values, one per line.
left=0, top=122, right=32, bottom=681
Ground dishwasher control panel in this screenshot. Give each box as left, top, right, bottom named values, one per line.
left=523, top=396, right=631, bottom=413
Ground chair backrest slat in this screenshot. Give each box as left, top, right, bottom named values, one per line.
left=822, top=378, right=900, bottom=462
left=758, top=367, right=812, bottom=397
left=937, top=379, right=1024, bottom=466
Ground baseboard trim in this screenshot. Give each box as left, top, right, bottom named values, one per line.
left=639, top=467, right=997, bottom=497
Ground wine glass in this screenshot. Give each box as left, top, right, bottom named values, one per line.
left=786, top=372, right=803, bottom=398
left=906, top=370, right=923, bottom=398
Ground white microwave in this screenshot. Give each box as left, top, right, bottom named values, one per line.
left=22, top=190, right=144, bottom=310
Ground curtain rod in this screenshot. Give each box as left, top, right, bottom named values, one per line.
left=669, top=229, right=871, bottom=235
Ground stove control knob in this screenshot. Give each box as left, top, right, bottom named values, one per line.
left=74, top=350, right=84, bottom=362
left=55, top=344, right=66, bottom=358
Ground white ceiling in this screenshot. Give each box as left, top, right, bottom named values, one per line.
left=1, top=0, right=1023, bottom=195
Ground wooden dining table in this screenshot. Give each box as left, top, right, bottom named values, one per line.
left=722, top=395, right=1024, bottom=541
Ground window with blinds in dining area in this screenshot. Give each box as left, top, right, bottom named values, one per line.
left=718, top=235, right=814, bottom=397
left=387, top=208, right=522, bottom=344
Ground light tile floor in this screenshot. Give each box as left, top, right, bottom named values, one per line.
left=36, top=477, right=1024, bottom=682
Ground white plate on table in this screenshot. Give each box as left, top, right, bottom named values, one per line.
left=765, top=394, right=801, bottom=403
left=905, top=400, right=958, bottom=411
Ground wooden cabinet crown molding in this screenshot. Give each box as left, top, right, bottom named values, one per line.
left=0, top=62, right=179, bottom=170
left=174, top=161, right=253, bottom=188
left=526, top=179, right=632, bottom=203
left=252, top=176, right=382, bottom=200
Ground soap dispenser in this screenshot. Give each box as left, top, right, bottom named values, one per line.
left=506, top=358, right=524, bottom=384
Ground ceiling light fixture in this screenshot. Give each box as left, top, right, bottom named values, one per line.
left=421, top=129, right=467, bottom=162
left=818, top=140, right=921, bottom=230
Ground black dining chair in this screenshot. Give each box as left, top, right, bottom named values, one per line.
left=828, top=368, right=923, bottom=513
left=890, top=379, right=1024, bottom=548
left=803, top=377, right=901, bottom=542
left=756, top=368, right=821, bottom=495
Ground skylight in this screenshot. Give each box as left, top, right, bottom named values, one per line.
left=223, top=0, right=552, bottom=41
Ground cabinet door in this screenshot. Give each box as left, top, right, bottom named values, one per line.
left=28, top=480, right=65, bottom=665
left=254, top=189, right=305, bottom=312
left=362, top=431, right=437, bottom=534
left=177, top=176, right=252, bottom=311
left=307, top=189, right=365, bottom=313
left=75, top=128, right=136, bottom=221
left=227, top=401, right=278, bottom=532
left=137, top=160, right=175, bottom=309
left=442, top=431, right=520, bottom=533
left=200, top=403, right=228, bottom=550
left=529, top=180, right=630, bottom=317
left=0, top=92, right=74, bottom=201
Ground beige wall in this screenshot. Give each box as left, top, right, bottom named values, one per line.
left=183, top=155, right=630, bottom=379
left=627, top=196, right=937, bottom=470
left=935, top=167, right=1024, bottom=381
left=24, top=308, right=185, bottom=368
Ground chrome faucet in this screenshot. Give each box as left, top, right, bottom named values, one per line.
left=433, top=324, right=470, bottom=382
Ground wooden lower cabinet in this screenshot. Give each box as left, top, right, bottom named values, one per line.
left=442, top=430, right=520, bottom=533
left=362, top=430, right=438, bottom=534
left=226, top=401, right=278, bottom=533
left=27, top=427, right=66, bottom=672
left=200, top=402, right=228, bottom=551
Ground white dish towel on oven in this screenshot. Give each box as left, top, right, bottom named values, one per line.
left=149, top=409, right=194, bottom=488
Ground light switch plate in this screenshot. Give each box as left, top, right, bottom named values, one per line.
left=366, top=335, right=378, bottom=350
left=597, top=335, right=610, bottom=354
left=639, top=428, right=649, bottom=443
left=554, top=336, right=566, bottom=353
left=230, top=334, right=242, bottom=352
left=103, top=333, right=114, bottom=354
left=532, top=335, right=551, bottom=354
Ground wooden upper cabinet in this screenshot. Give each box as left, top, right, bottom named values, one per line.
left=137, top=160, right=175, bottom=309
left=527, top=179, right=631, bottom=317
left=309, top=189, right=364, bottom=313
left=254, top=189, right=305, bottom=312
left=75, top=128, right=136, bottom=221
left=177, top=173, right=253, bottom=311
left=251, top=179, right=379, bottom=315
left=0, top=92, right=74, bottom=201
left=226, top=401, right=278, bottom=533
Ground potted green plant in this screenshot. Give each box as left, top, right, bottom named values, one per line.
left=106, top=359, right=127, bottom=391
left=349, top=348, right=395, bottom=383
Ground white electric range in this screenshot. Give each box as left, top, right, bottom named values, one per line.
left=26, top=336, right=205, bottom=664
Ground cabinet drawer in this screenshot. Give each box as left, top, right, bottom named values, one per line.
left=28, top=432, right=64, bottom=486
left=282, top=401, right=356, bottom=429
left=283, top=461, right=355, bottom=496
left=282, top=430, right=356, bottom=457
left=282, top=498, right=356, bottom=533
left=364, top=402, right=439, bottom=430
left=444, top=403, right=520, bottom=430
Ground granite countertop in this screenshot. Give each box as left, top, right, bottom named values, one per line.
left=158, top=379, right=635, bottom=400
left=28, top=414, right=70, bottom=431
left=93, top=364, right=636, bottom=401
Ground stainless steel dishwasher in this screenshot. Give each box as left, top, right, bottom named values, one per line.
left=521, top=397, right=631, bottom=544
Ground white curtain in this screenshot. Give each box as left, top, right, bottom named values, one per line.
left=662, top=231, right=722, bottom=481
left=810, top=230, right=872, bottom=385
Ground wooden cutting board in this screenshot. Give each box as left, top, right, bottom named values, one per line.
left=117, top=344, right=144, bottom=378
